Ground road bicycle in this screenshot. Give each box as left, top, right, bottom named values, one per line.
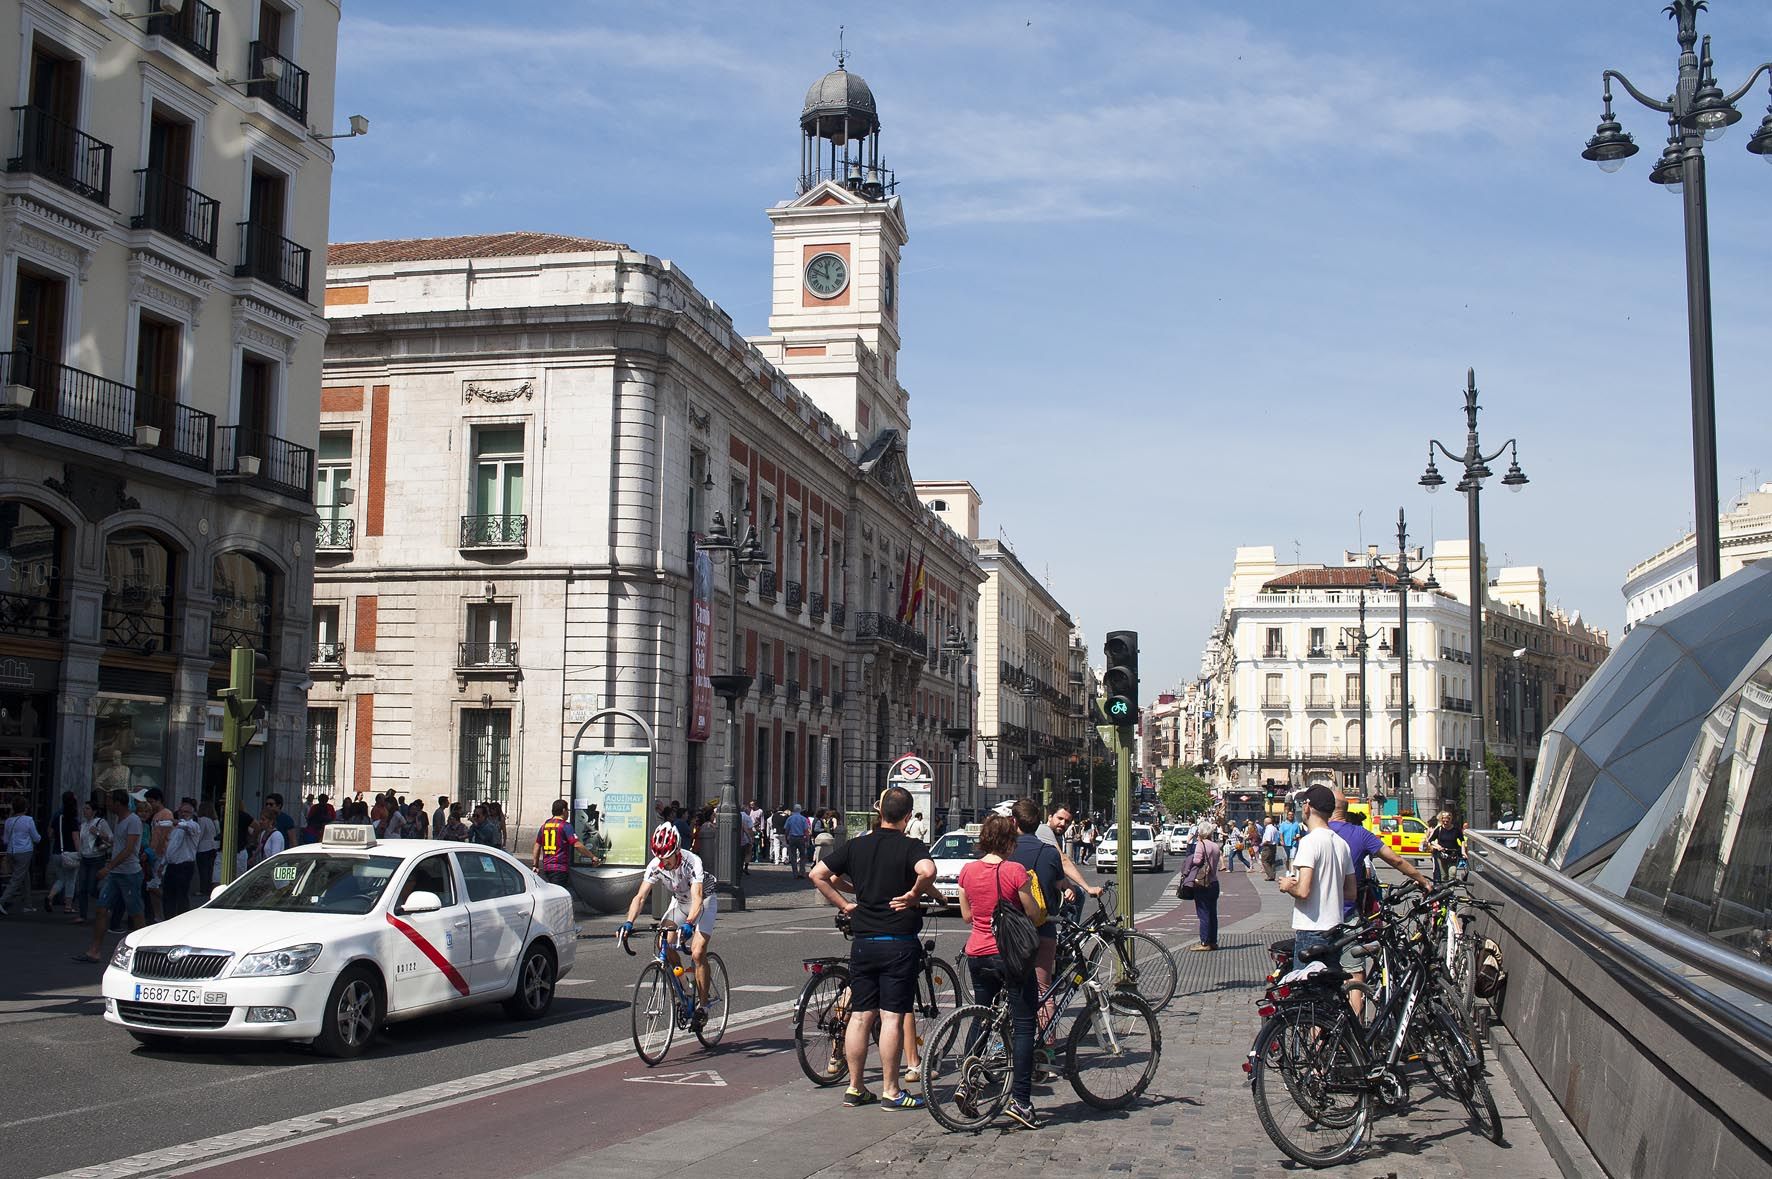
left=920, top=934, right=1162, bottom=1130
left=622, top=917, right=730, bottom=1066
left=1245, top=882, right=1502, bottom=1168
left=793, top=911, right=967, bottom=1086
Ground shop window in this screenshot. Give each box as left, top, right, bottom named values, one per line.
left=103, top=529, right=175, bottom=654
left=0, top=501, right=62, bottom=639
left=94, top=696, right=169, bottom=798
left=211, top=551, right=273, bottom=658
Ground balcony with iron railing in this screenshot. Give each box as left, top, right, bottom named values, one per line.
left=786, top=681, right=801, bottom=708
left=757, top=567, right=777, bottom=602
left=1, top=352, right=213, bottom=469
left=133, top=168, right=219, bottom=255
left=8, top=106, right=111, bottom=205
left=830, top=601, right=846, bottom=631
left=1341, top=692, right=1366, bottom=710
left=797, top=163, right=897, bottom=200
left=1263, top=645, right=1287, bottom=659
left=785, top=580, right=803, bottom=613
left=457, top=641, right=519, bottom=669
left=217, top=426, right=313, bottom=500
left=459, top=514, right=527, bottom=550
left=1261, top=694, right=1289, bottom=710
left=809, top=590, right=826, bottom=621
left=757, top=671, right=776, bottom=698
left=1385, top=694, right=1416, bottom=710
left=856, top=610, right=928, bottom=658
left=1442, top=696, right=1473, bottom=713
left=810, top=686, right=824, bottom=709
left=236, top=221, right=311, bottom=300
left=315, top=518, right=355, bottom=552
left=1305, top=694, right=1335, bottom=710
left=146, top=0, right=219, bottom=65
left=831, top=689, right=845, bottom=710
left=311, top=641, right=344, bottom=667
left=247, top=40, right=310, bottom=123
left=0, top=590, right=63, bottom=640
left=1307, top=647, right=1331, bottom=659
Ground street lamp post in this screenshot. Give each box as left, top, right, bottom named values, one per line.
left=1579, top=1, right=1772, bottom=590
left=1020, top=677, right=1038, bottom=800
left=698, top=510, right=768, bottom=912
left=1368, top=509, right=1439, bottom=818
left=941, top=624, right=971, bottom=828
left=1334, top=588, right=1391, bottom=803
left=1420, top=369, right=1528, bottom=831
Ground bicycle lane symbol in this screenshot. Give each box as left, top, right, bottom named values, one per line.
left=624, top=1070, right=727, bottom=1086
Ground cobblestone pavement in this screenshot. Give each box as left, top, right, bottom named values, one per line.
left=801, top=869, right=1565, bottom=1179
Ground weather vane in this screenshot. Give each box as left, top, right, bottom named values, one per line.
left=833, top=25, right=847, bottom=69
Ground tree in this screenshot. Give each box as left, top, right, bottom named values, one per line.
left=1159, top=768, right=1215, bottom=819
left=1484, top=754, right=1517, bottom=817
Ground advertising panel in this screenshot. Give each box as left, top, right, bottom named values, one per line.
left=572, top=750, right=651, bottom=866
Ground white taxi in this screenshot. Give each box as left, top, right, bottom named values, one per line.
left=100, top=826, right=577, bottom=1057
left=1094, top=824, right=1166, bottom=873
left=928, top=830, right=978, bottom=908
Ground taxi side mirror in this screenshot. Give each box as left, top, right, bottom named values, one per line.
left=400, top=890, right=443, bottom=915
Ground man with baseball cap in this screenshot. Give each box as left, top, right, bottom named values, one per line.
left=1276, top=784, right=1354, bottom=973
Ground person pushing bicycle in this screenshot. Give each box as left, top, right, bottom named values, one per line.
left=620, top=822, right=718, bottom=1020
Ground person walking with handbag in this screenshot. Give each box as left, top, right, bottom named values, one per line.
left=75, top=799, right=112, bottom=923
left=957, top=812, right=1045, bottom=1130
left=48, top=791, right=81, bottom=914
left=1, top=799, right=41, bottom=915
left=1178, top=822, right=1222, bottom=951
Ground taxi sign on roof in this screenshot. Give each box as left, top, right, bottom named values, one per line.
left=320, top=823, right=377, bottom=849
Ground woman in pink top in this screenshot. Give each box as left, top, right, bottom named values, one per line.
left=956, top=813, right=1044, bottom=1129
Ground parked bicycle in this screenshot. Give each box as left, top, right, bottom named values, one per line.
left=1066, top=892, right=1179, bottom=1014
left=622, top=917, right=730, bottom=1065
left=793, top=911, right=967, bottom=1086
left=1245, top=881, right=1502, bottom=1168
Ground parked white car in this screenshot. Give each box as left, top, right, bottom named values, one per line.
left=928, top=831, right=977, bottom=908
left=100, top=826, right=578, bottom=1057
left=1094, top=824, right=1166, bottom=873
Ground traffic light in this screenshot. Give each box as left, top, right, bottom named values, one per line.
left=1102, top=630, right=1138, bottom=726
left=218, top=646, right=267, bottom=753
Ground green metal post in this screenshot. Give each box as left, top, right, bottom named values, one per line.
left=1116, top=725, right=1134, bottom=926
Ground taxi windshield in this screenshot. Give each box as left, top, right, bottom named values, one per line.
left=209, top=853, right=402, bottom=914
left=930, top=833, right=975, bottom=859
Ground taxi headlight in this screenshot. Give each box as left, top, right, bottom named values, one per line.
left=110, top=942, right=134, bottom=971
left=232, top=943, right=323, bottom=977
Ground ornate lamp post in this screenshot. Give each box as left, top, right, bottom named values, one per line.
left=1579, top=1, right=1772, bottom=590
left=1419, top=369, right=1527, bottom=830
left=1020, top=677, right=1039, bottom=799
left=940, top=624, right=972, bottom=827
left=698, top=510, right=768, bottom=911
left=1334, top=587, right=1391, bottom=802
left=1368, top=509, right=1439, bottom=817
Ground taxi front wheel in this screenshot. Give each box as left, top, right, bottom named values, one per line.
left=314, top=966, right=381, bottom=1058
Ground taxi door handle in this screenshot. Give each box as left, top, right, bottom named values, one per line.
left=453, top=919, right=469, bottom=929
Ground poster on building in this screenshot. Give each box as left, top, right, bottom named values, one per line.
left=572, top=750, right=651, bottom=866
left=688, top=550, right=714, bottom=742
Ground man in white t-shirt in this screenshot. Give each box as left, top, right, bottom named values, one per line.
left=1277, top=785, right=1354, bottom=972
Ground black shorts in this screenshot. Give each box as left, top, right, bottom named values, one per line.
left=542, top=869, right=570, bottom=886
left=847, top=936, right=920, bottom=1015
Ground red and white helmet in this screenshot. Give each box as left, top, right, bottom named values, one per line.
left=650, top=822, right=681, bottom=858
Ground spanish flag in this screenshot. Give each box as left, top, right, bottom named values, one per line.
left=903, top=548, right=927, bottom=624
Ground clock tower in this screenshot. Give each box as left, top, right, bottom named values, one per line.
left=749, top=58, right=909, bottom=445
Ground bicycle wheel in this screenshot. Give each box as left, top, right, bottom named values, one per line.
left=1064, top=989, right=1161, bottom=1110
left=694, top=953, right=730, bottom=1049
left=1249, top=1003, right=1370, bottom=1168
left=921, top=1004, right=1013, bottom=1132
left=925, top=956, right=968, bottom=1012
left=1087, top=929, right=1178, bottom=1013
left=1430, top=1007, right=1504, bottom=1143
left=793, top=968, right=852, bottom=1087
left=630, top=962, right=676, bottom=1066
left=1454, top=934, right=1480, bottom=1019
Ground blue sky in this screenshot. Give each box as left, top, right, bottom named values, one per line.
left=331, top=1, right=1772, bottom=689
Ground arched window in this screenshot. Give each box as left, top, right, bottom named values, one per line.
left=1345, top=720, right=1363, bottom=751
left=103, top=529, right=176, bottom=653
left=0, top=501, right=62, bottom=639
left=1309, top=720, right=1328, bottom=755
left=211, top=552, right=274, bottom=658
left=1266, top=721, right=1285, bottom=757
left=1390, top=719, right=1404, bottom=754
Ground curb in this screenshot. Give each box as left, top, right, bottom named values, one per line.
left=1491, top=1019, right=1607, bottom=1179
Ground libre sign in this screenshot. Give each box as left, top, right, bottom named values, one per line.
left=688, top=550, right=714, bottom=742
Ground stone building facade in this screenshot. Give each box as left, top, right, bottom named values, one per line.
left=0, top=0, right=338, bottom=838
left=309, top=66, right=985, bottom=848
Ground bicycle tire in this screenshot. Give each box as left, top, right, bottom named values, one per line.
left=1428, top=1006, right=1504, bottom=1143
left=1064, top=989, right=1161, bottom=1111
left=1431, top=990, right=1486, bottom=1066
left=793, top=968, right=852, bottom=1087
left=1087, top=929, right=1178, bottom=1013
left=693, top=953, right=730, bottom=1049
left=921, top=1003, right=1013, bottom=1132
left=925, top=955, right=968, bottom=1012
left=1249, top=1003, right=1371, bottom=1168
left=1454, top=934, right=1479, bottom=1019
left=1458, top=1063, right=1504, bottom=1144
left=631, top=961, right=676, bottom=1066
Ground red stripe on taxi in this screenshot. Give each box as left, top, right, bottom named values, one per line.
left=386, top=914, right=470, bottom=996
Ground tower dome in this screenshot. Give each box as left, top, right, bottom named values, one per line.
left=800, top=67, right=879, bottom=144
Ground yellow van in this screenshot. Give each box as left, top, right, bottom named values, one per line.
left=1377, top=814, right=1430, bottom=858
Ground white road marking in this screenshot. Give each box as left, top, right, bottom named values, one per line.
left=556, top=979, right=599, bottom=987
left=624, top=1069, right=726, bottom=1087
left=728, top=984, right=790, bottom=993
left=40, top=996, right=803, bottom=1179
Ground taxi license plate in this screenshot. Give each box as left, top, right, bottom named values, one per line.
left=133, top=984, right=227, bottom=1005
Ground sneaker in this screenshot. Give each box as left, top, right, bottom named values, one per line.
left=1005, top=1099, right=1043, bottom=1130
left=842, top=1087, right=878, bottom=1108
left=881, top=1091, right=924, bottom=1111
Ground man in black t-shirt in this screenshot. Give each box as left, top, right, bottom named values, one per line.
left=809, top=785, right=936, bottom=1110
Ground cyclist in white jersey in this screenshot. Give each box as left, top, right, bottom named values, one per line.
left=621, top=822, right=718, bottom=1012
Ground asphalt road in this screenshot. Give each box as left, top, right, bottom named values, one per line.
left=3, top=860, right=1185, bottom=1179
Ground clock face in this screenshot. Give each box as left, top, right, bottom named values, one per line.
left=805, top=252, right=849, bottom=298
left=883, top=261, right=896, bottom=312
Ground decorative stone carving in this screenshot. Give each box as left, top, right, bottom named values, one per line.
left=463, top=380, right=534, bottom=405
left=3, top=196, right=104, bottom=280
left=128, top=250, right=212, bottom=317
left=232, top=297, right=302, bottom=359
left=688, top=402, right=711, bottom=432
left=45, top=464, right=139, bottom=522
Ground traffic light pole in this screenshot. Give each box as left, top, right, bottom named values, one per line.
left=217, top=646, right=261, bottom=887
left=1115, top=724, right=1134, bottom=926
